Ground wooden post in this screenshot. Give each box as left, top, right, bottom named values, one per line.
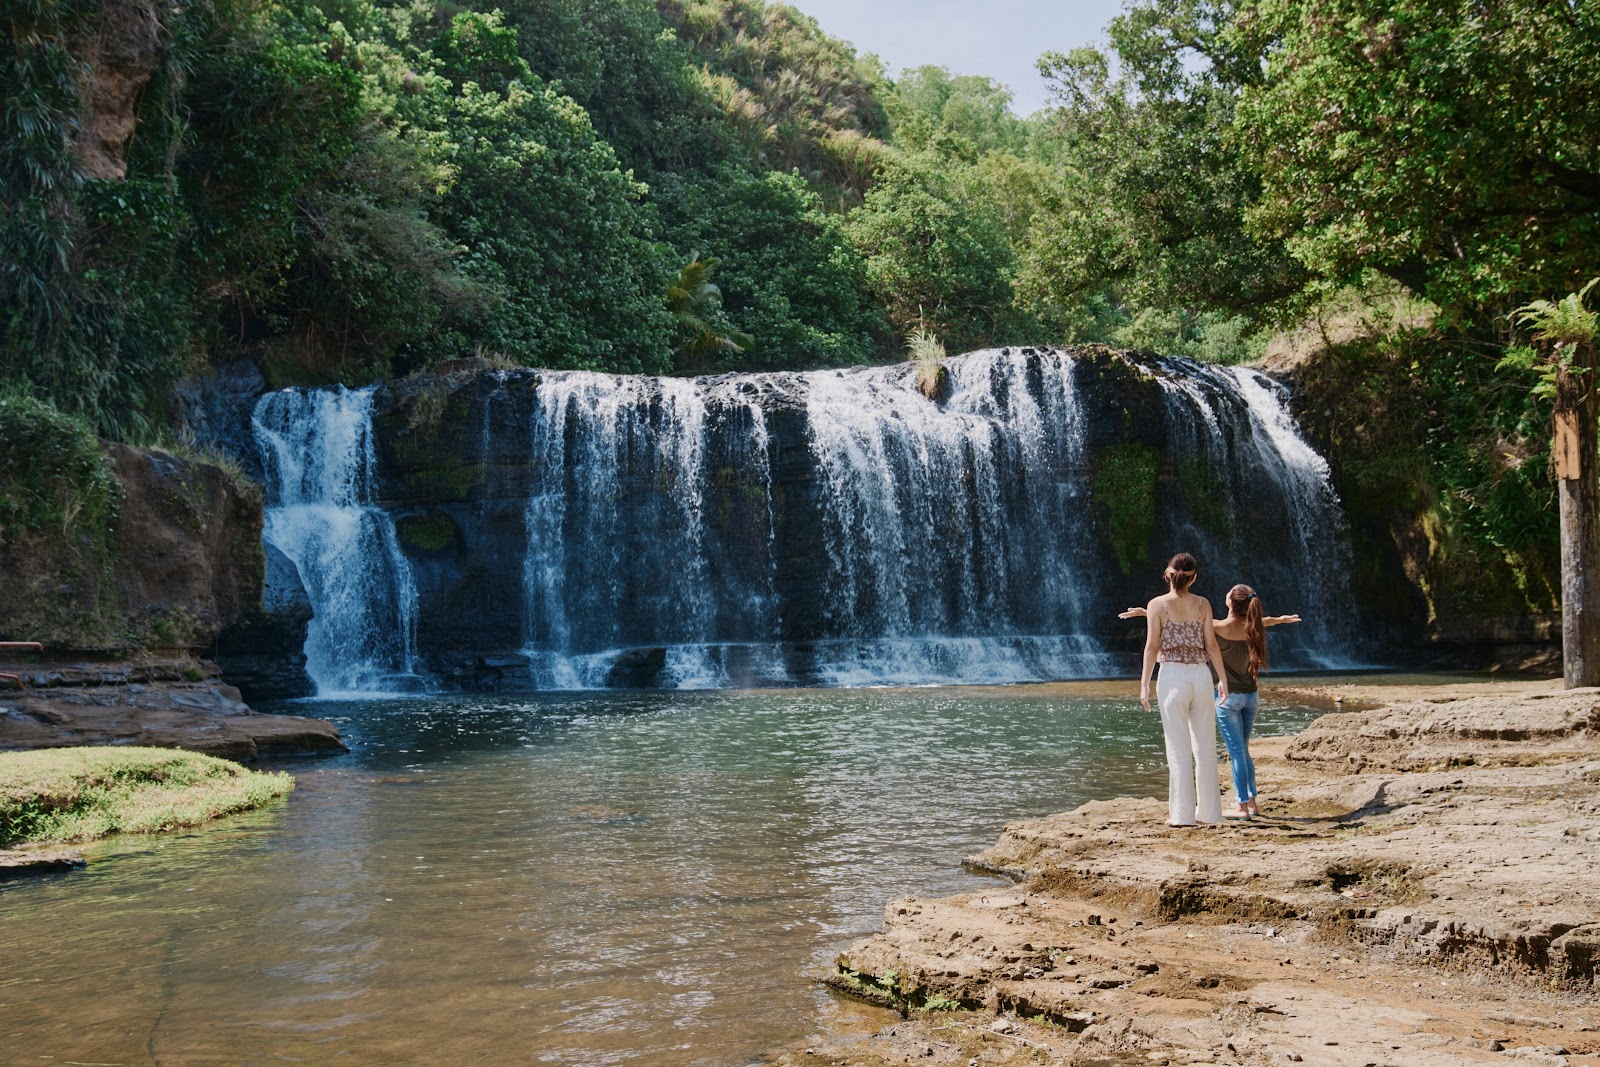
left=1556, top=352, right=1600, bottom=688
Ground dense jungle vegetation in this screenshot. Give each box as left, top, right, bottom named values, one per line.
left=1, top=0, right=1596, bottom=626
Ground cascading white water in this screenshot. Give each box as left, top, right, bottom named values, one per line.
left=1149, top=359, right=1360, bottom=666
left=521, top=373, right=777, bottom=688
left=253, top=387, right=424, bottom=696
left=253, top=348, right=1363, bottom=691
left=800, top=351, right=1114, bottom=681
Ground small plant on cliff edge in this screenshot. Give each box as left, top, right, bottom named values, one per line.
left=0, top=394, right=120, bottom=546
left=666, top=254, right=753, bottom=374
left=907, top=322, right=947, bottom=400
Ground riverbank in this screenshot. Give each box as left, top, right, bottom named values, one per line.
left=0, top=655, right=344, bottom=760
left=772, top=676, right=1599, bottom=1067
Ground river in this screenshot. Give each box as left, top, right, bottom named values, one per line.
left=0, top=682, right=1341, bottom=1065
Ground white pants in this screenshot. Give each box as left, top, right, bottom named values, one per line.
left=1156, top=663, right=1222, bottom=825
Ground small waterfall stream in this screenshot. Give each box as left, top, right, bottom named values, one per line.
left=253, top=387, right=424, bottom=696
left=252, top=349, right=1361, bottom=694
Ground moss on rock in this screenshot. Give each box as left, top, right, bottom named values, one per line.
left=1093, top=442, right=1160, bottom=575
left=397, top=510, right=459, bottom=553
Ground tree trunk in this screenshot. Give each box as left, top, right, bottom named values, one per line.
left=1556, top=346, right=1600, bottom=688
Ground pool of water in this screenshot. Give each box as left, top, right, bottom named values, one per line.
left=0, top=682, right=1333, bottom=1066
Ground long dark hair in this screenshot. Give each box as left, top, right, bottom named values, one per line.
left=1164, top=552, right=1198, bottom=593
left=1227, top=584, right=1267, bottom=676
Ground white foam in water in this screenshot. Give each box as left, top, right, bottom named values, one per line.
left=254, top=387, right=426, bottom=697
left=801, top=635, right=1119, bottom=689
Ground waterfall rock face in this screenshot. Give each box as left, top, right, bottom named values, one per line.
left=253, top=347, right=1361, bottom=694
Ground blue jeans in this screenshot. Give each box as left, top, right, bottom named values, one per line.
left=1215, top=691, right=1259, bottom=804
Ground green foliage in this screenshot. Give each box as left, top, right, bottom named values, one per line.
left=0, top=394, right=120, bottom=546
left=666, top=255, right=754, bottom=373
left=845, top=155, right=1018, bottom=352
left=1509, top=279, right=1600, bottom=386
left=0, top=746, right=292, bottom=846
left=1238, top=0, right=1600, bottom=319
left=499, top=0, right=738, bottom=176
left=1024, top=4, right=1309, bottom=335
left=1294, top=328, right=1560, bottom=620
left=662, top=0, right=892, bottom=201
left=1093, top=442, right=1160, bottom=575
left=411, top=74, right=676, bottom=372
left=655, top=168, right=882, bottom=370
left=886, top=66, right=1030, bottom=159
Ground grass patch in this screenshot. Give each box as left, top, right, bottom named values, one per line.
left=0, top=747, right=293, bottom=846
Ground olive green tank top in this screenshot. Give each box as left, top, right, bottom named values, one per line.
left=1215, top=634, right=1258, bottom=693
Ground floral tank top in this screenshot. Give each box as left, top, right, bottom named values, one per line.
left=1158, top=618, right=1208, bottom=665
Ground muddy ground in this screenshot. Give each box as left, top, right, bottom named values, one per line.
left=769, top=677, right=1599, bottom=1067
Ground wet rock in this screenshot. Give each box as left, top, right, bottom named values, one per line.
left=605, top=647, right=667, bottom=688
left=0, top=669, right=343, bottom=760
left=215, top=543, right=314, bottom=701
left=0, top=848, right=86, bottom=880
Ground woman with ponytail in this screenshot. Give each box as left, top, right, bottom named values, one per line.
left=1137, top=553, right=1231, bottom=827
left=1122, top=585, right=1302, bottom=817
left=1213, top=585, right=1300, bottom=817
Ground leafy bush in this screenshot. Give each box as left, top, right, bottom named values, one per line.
left=655, top=167, right=883, bottom=370
left=0, top=394, right=120, bottom=546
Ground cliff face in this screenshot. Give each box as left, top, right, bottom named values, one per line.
left=1285, top=350, right=1562, bottom=673
left=70, top=0, right=166, bottom=181
left=0, top=444, right=260, bottom=652
left=180, top=347, right=1560, bottom=695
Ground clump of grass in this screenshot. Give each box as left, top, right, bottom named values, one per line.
left=907, top=325, right=947, bottom=400
left=0, top=747, right=294, bottom=847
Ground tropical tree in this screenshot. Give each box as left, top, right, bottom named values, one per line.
left=1237, top=0, right=1600, bottom=320
left=1024, top=1, right=1310, bottom=325
left=1506, top=280, right=1600, bottom=686
left=665, top=255, right=752, bottom=373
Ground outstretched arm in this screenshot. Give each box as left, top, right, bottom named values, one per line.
left=1264, top=614, right=1302, bottom=627
left=1119, top=606, right=1148, bottom=620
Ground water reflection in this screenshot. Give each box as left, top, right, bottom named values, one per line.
left=0, top=685, right=1328, bottom=1066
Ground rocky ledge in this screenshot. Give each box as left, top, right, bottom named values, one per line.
left=0, top=656, right=344, bottom=761
left=771, top=680, right=1600, bottom=1067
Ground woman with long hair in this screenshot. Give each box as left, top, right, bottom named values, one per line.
left=1138, top=552, right=1230, bottom=827
left=1212, top=584, right=1300, bottom=817
left=1123, top=585, right=1302, bottom=818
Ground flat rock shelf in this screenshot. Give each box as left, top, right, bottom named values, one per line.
left=776, top=678, right=1600, bottom=1067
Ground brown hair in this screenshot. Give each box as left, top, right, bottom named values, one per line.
left=1227, top=584, right=1267, bottom=676
left=1164, top=552, right=1198, bottom=593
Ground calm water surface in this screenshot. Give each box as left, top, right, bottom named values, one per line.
left=1, top=682, right=1332, bottom=1065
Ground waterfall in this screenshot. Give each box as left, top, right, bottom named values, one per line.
left=1148, top=359, right=1359, bottom=666
left=520, top=373, right=779, bottom=688
left=249, top=347, right=1364, bottom=692
left=253, top=387, right=424, bottom=696
left=799, top=351, right=1113, bottom=683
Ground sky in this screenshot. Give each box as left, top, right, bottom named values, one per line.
left=781, top=0, right=1128, bottom=116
